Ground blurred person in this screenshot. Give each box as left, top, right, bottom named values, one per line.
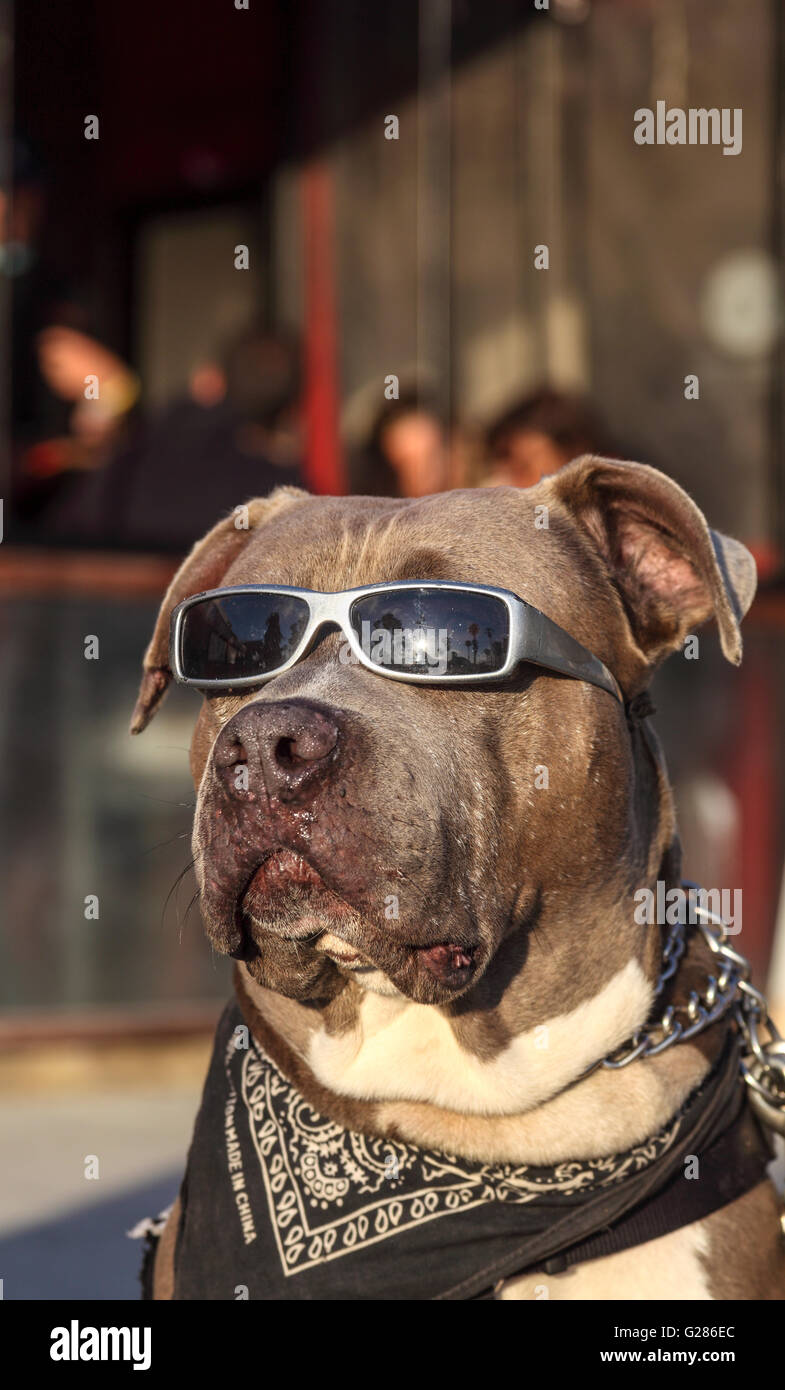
left=44, top=324, right=304, bottom=552
left=351, top=391, right=455, bottom=497
left=484, top=386, right=615, bottom=488
left=1, top=139, right=130, bottom=527
left=35, top=325, right=139, bottom=445
left=29, top=325, right=141, bottom=467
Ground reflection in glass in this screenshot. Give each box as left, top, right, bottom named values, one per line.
left=181, top=594, right=310, bottom=681
left=350, top=588, right=509, bottom=674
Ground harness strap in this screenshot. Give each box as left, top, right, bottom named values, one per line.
left=537, top=1097, right=769, bottom=1277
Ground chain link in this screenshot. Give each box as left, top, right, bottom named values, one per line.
left=596, top=885, right=785, bottom=1128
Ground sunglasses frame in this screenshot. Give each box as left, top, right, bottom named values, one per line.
left=169, top=580, right=623, bottom=703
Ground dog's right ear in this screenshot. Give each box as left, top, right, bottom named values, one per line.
left=549, top=456, right=757, bottom=686
left=130, top=487, right=307, bottom=734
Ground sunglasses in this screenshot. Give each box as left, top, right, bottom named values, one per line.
left=169, top=581, right=622, bottom=702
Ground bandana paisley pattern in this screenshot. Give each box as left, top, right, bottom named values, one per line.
left=235, top=1033, right=683, bottom=1277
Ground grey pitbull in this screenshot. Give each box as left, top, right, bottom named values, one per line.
left=132, top=457, right=785, bottom=1299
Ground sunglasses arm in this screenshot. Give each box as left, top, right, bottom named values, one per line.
left=518, top=604, right=623, bottom=704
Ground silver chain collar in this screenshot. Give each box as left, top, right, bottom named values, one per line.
left=589, top=884, right=785, bottom=1135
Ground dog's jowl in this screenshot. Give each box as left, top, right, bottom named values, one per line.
left=131, top=458, right=785, bottom=1301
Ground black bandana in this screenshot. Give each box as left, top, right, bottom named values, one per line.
left=138, top=1001, right=770, bottom=1300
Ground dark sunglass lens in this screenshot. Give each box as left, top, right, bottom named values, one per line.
left=350, top=588, right=509, bottom=676
left=179, top=593, right=310, bottom=683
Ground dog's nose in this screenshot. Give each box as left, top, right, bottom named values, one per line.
left=214, top=700, right=340, bottom=804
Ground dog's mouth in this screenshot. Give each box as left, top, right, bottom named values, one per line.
left=237, top=849, right=360, bottom=943
left=226, top=847, right=479, bottom=996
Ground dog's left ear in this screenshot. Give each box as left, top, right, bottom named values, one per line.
left=131, top=487, right=308, bottom=734
left=551, top=455, right=757, bottom=672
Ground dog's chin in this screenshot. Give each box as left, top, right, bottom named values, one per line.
left=240, top=944, right=345, bottom=1003
left=239, top=931, right=482, bottom=1005
left=202, top=850, right=484, bottom=1005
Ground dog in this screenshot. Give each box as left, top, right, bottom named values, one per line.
left=132, top=456, right=785, bottom=1300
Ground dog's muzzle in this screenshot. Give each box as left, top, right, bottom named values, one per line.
left=193, top=698, right=484, bottom=1001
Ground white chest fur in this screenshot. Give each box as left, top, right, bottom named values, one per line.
left=307, top=958, right=653, bottom=1115
left=498, top=1220, right=714, bottom=1299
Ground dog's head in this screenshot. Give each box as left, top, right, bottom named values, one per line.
left=132, top=459, right=755, bottom=1009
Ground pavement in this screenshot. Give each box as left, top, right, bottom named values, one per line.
left=0, top=1044, right=207, bottom=1300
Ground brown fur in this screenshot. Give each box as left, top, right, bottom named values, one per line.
left=702, top=1183, right=785, bottom=1299
left=151, top=1196, right=180, bottom=1301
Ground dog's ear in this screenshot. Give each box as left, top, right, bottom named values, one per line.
left=551, top=456, right=757, bottom=673
left=130, top=487, right=308, bottom=734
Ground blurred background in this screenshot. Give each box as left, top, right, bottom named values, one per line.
left=1, top=0, right=784, bottom=1297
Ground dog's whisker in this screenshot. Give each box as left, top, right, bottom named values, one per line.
left=139, top=829, right=193, bottom=858
left=161, top=857, right=196, bottom=934
left=132, top=791, right=197, bottom=808
left=179, top=888, right=203, bottom=945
